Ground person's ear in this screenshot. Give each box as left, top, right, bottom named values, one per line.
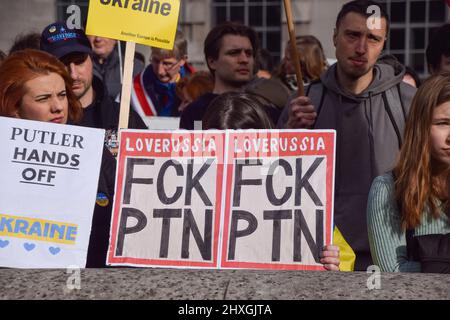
left=427, top=63, right=436, bottom=75
left=207, top=57, right=217, bottom=72
left=333, top=28, right=337, bottom=47
left=179, top=55, right=187, bottom=67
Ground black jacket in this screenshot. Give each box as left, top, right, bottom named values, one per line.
left=76, top=77, right=145, bottom=267
left=85, top=146, right=116, bottom=268
left=179, top=93, right=219, bottom=130
left=78, top=76, right=146, bottom=130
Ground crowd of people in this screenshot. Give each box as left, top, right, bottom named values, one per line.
left=0, top=0, right=448, bottom=272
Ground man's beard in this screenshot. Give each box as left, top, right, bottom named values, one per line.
left=74, top=82, right=91, bottom=100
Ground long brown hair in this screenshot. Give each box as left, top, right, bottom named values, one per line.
left=393, top=73, right=450, bottom=229
left=0, top=49, right=82, bottom=122
left=275, top=35, right=327, bottom=84
left=296, top=35, right=328, bottom=82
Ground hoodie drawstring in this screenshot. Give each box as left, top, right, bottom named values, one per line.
left=382, top=91, right=403, bottom=149
left=364, top=92, right=376, bottom=178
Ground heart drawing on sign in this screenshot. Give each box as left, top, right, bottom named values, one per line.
left=0, top=239, right=9, bottom=248
left=23, top=243, right=36, bottom=251
left=49, top=247, right=61, bottom=255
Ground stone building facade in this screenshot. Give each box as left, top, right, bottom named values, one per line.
left=0, top=0, right=449, bottom=76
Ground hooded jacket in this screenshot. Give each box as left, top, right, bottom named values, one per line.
left=278, top=58, right=417, bottom=270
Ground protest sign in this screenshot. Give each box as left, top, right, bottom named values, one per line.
left=0, top=117, right=105, bottom=268
left=220, top=130, right=335, bottom=270
left=108, top=129, right=336, bottom=270
left=86, top=1, right=181, bottom=129
left=86, top=0, right=181, bottom=49
left=86, top=1, right=181, bottom=128
left=108, top=130, right=225, bottom=268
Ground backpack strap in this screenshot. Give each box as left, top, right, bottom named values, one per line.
left=305, top=79, right=326, bottom=120
left=382, top=85, right=406, bottom=148
left=405, top=228, right=416, bottom=260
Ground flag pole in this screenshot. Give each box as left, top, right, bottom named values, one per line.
left=283, top=0, right=305, bottom=96
left=118, top=41, right=135, bottom=129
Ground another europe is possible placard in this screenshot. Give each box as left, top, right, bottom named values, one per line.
left=0, top=117, right=104, bottom=268
left=86, top=0, right=181, bottom=49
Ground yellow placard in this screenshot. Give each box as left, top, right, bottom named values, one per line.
left=86, top=0, right=180, bottom=49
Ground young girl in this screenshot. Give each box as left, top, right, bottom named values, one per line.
left=367, top=73, right=450, bottom=272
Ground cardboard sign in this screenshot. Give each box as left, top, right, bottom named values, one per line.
left=86, top=0, right=181, bottom=49
left=108, top=130, right=225, bottom=268
left=0, top=117, right=105, bottom=268
left=221, top=130, right=335, bottom=270
left=143, top=117, right=180, bottom=130
left=108, top=129, right=335, bottom=270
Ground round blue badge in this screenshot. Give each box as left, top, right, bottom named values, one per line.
left=96, top=193, right=109, bottom=207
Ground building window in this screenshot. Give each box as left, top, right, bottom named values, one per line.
left=56, top=0, right=89, bottom=27
left=379, top=0, right=449, bottom=77
left=212, top=0, right=282, bottom=63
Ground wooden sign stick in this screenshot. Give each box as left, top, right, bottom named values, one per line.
left=118, top=41, right=136, bottom=129
left=283, top=0, right=305, bottom=96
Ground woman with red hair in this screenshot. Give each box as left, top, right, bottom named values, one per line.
left=0, top=49, right=82, bottom=124
left=0, top=49, right=115, bottom=268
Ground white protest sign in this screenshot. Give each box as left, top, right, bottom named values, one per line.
left=221, top=130, right=335, bottom=270
left=0, top=117, right=105, bottom=268
left=108, top=130, right=225, bottom=268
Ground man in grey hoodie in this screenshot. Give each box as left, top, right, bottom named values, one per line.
left=277, top=0, right=416, bottom=270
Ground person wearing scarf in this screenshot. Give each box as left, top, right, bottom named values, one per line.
left=131, top=30, right=195, bottom=119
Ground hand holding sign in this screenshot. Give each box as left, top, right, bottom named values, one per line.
left=287, top=96, right=317, bottom=129
left=320, top=245, right=340, bottom=271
